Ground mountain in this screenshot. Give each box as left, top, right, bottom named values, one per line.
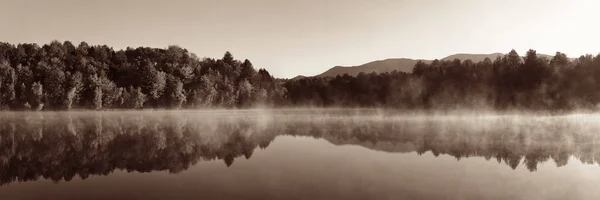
left=317, top=58, right=430, bottom=77
left=313, top=53, right=556, bottom=78
left=441, top=53, right=504, bottom=62
left=291, top=75, right=308, bottom=80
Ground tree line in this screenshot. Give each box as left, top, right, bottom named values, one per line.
left=0, top=41, right=286, bottom=110
left=286, top=50, right=600, bottom=110
left=1, top=41, right=599, bottom=110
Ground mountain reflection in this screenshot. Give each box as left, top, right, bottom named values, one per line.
left=1, top=112, right=600, bottom=185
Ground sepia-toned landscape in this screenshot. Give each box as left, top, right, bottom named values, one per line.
left=2, top=0, right=600, bottom=199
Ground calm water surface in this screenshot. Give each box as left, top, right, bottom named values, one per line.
left=1, top=110, right=600, bottom=200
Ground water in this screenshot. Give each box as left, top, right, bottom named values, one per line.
left=1, top=110, right=600, bottom=200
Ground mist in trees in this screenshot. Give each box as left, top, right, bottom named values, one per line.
left=286, top=50, right=600, bottom=110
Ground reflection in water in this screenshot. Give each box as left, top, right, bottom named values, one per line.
left=0, top=111, right=600, bottom=185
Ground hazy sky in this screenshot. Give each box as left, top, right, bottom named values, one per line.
left=1, top=0, right=599, bottom=78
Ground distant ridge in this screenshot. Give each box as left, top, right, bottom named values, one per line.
left=317, top=58, right=430, bottom=77
left=308, top=53, right=556, bottom=78
left=291, top=75, right=308, bottom=80
left=440, top=53, right=505, bottom=62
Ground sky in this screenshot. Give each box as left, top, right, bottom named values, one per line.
left=1, top=0, right=599, bottom=78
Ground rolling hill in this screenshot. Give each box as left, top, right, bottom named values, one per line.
left=312, top=53, right=555, bottom=78
left=317, top=58, right=430, bottom=77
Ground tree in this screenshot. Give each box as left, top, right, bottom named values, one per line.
left=412, top=61, right=428, bottom=77
left=15, top=65, right=33, bottom=107
left=506, top=49, right=522, bottom=68
left=64, top=72, right=82, bottom=110
left=254, top=88, right=268, bottom=105
left=30, top=82, right=44, bottom=110
left=239, top=59, right=256, bottom=82
left=164, top=75, right=186, bottom=109
left=222, top=51, right=235, bottom=66
left=218, top=77, right=237, bottom=107
left=93, top=86, right=102, bottom=110
left=550, top=52, right=569, bottom=69
left=122, top=86, right=146, bottom=109
left=138, top=61, right=166, bottom=104
left=99, top=76, right=122, bottom=108
left=42, top=63, right=67, bottom=109
left=19, top=83, right=29, bottom=109
left=0, top=61, right=16, bottom=108
left=237, top=79, right=254, bottom=107
left=192, top=75, right=217, bottom=108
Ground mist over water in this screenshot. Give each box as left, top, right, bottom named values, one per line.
left=1, top=109, right=600, bottom=199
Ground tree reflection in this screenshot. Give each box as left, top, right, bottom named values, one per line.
left=1, top=112, right=600, bottom=185
left=299, top=116, right=600, bottom=172
left=0, top=112, right=279, bottom=185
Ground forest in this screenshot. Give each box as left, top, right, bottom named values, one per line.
left=0, top=41, right=599, bottom=110
left=0, top=41, right=286, bottom=110
left=286, top=50, right=600, bottom=110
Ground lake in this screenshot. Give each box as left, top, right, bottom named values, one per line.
left=1, top=109, right=600, bottom=200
